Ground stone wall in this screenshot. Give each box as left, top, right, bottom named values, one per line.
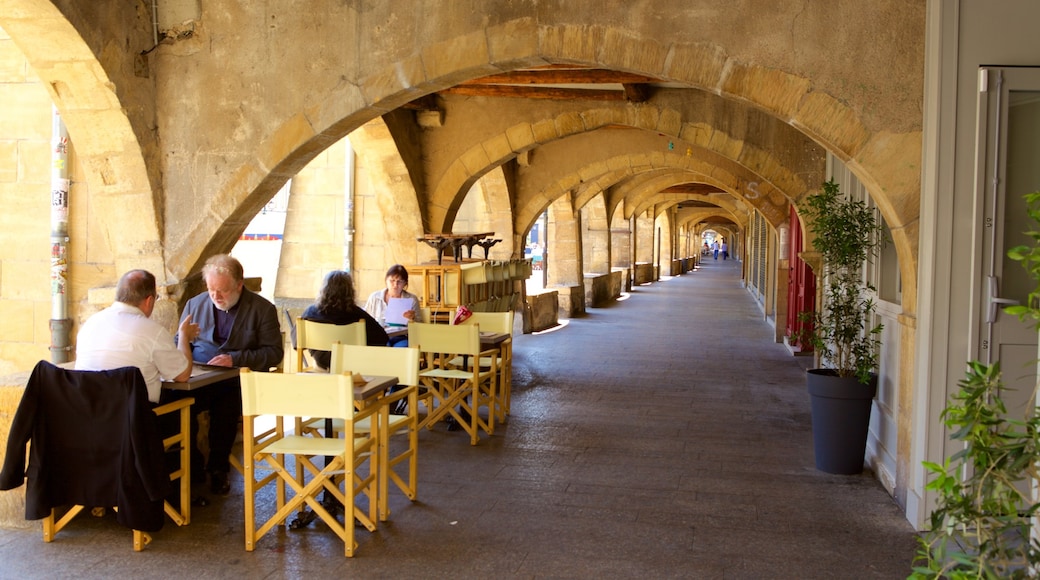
left=0, top=374, right=31, bottom=528
left=526, top=290, right=559, bottom=332
left=584, top=271, right=623, bottom=308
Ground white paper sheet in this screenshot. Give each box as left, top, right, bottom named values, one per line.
left=384, top=297, right=412, bottom=326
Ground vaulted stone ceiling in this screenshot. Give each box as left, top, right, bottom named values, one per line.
left=384, top=64, right=822, bottom=238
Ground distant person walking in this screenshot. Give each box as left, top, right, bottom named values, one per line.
left=712, top=240, right=720, bottom=260
left=721, top=240, right=729, bottom=260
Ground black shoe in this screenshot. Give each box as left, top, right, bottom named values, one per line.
left=210, top=471, right=230, bottom=496
left=445, top=416, right=460, bottom=431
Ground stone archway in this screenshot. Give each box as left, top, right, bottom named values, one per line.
left=0, top=4, right=165, bottom=278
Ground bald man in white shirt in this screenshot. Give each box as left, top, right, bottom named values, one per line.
left=75, top=269, right=200, bottom=403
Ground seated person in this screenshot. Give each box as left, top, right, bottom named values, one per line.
left=75, top=269, right=202, bottom=504
left=364, top=264, right=422, bottom=347
left=75, top=269, right=198, bottom=404
left=298, top=270, right=389, bottom=369
left=178, top=254, right=283, bottom=497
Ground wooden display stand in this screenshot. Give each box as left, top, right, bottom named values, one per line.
left=407, top=258, right=533, bottom=322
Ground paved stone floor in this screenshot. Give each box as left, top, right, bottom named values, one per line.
left=0, top=258, right=919, bottom=579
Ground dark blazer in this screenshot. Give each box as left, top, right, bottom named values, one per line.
left=181, top=288, right=283, bottom=371
left=0, top=362, right=168, bottom=532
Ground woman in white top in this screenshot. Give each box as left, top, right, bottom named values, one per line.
left=364, top=264, right=422, bottom=346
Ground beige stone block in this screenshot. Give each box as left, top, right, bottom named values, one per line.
left=61, top=108, right=134, bottom=160
left=679, top=121, right=714, bottom=149
left=600, top=29, right=668, bottom=75
left=359, top=55, right=427, bottom=107
left=707, top=130, right=742, bottom=161
left=0, top=380, right=30, bottom=527
left=67, top=265, right=114, bottom=310
left=421, top=30, right=490, bottom=85
left=577, top=162, right=608, bottom=184
left=580, top=107, right=621, bottom=130
left=458, top=145, right=491, bottom=176
left=0, top=299, right=35, bottom=342
left=665, top=43, right=728, bottom=90
left=18, top=140, right=50, bottom=184
left=539, top=25, right=604, bottom=64
left=0, top=84, right=51, bottom=140
left=0, top=39, right=28, bottom=83
left=72, top=208, right=114, bottom=268
left=723, top=63, right=809, bottom=119
left=794, top=91, right=872, bottom=160
left=487, top=18, right=540, bottom=65
left=278, top=265, right=323, bottom=299
left=629, top=106, right=662, bottom=133
left=0, top=141, right=16, bottom=182
left=656, top=107, right=683, bottom=137
left=852, top=131, right=923, bottom=230
left=88, top=192, right=162, bottom=261
left=481, top=133, right=514, bottom=166
left=258, top=112, right=318, bottom=174
left=0, top=341, right=49, bottom=376
left=504, top=123, right=536, bottom=152
left=553, top=112, right=585, bottom=138
left=530, top=119, right=559, bottom=144
left=46, top=60, right=122, bottom=111
left=307, top=85, right=369, bottom=138
left=0, top=186, right=48, bottom=259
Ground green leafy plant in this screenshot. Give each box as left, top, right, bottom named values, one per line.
left=910, top=361, right=1040, bottom=579
left=796, top=179, right=886, bottom=383
left=911, top=191, right=1040, bottom=578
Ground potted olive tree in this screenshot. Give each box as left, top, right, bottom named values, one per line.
left=797, top=178, right=885, bottom=474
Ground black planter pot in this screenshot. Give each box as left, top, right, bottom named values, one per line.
left=806, top=369, right=878, bottom=475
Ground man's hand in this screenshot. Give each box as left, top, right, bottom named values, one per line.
left=178, top=314, right=200, bottom=342
left=207, top=353, right=234, bottom=367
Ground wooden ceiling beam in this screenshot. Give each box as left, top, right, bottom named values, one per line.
left=663, top=184, right=725, bottom=195
left=622, top=83, right=652, bottom=103
left=463, top=69, right=659, bottom=86
left=442, top=85, right=626, bottom=101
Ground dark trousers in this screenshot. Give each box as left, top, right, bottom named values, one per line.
left=160, top=377, right=241, bottom=478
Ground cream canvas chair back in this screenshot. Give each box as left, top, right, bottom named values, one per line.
left=460, top=311, right=513, bottom=334
left=408, top=321, right=481, bottom=361
left=295, top=318, right=366, bottom=372
left=330, top=343, right=420, bottom=388
left=407, top=322, right=495, bottom=445
left=241, top=367, right=356, bottom=419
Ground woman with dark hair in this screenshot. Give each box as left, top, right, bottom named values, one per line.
left=364, top=264, right=422, bottom=347
left=299, top=270, right=388, bottom=369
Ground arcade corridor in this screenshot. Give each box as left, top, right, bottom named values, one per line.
left=0, top=259, right=917, bottom=578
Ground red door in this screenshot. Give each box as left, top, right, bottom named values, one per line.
left=785, top=206, right=815, bottom=352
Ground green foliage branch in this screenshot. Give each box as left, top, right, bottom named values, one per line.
left=795, top=179, right=885, bottom=383
left=911, top=191, right=1040, bottom=578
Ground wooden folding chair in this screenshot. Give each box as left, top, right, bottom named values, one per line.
left=456, top=310, right=514, bottom=423
left=153, top=396, right=195, bottom=526
left=239, top=368, right=378, bottom=557
left=408, top=322, right=497, bottom=445
left=0, top=362, right=172, bottom=551
left=331, top=343, right=420, bottom=521
left=295, top=318, right=366, bottom=373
